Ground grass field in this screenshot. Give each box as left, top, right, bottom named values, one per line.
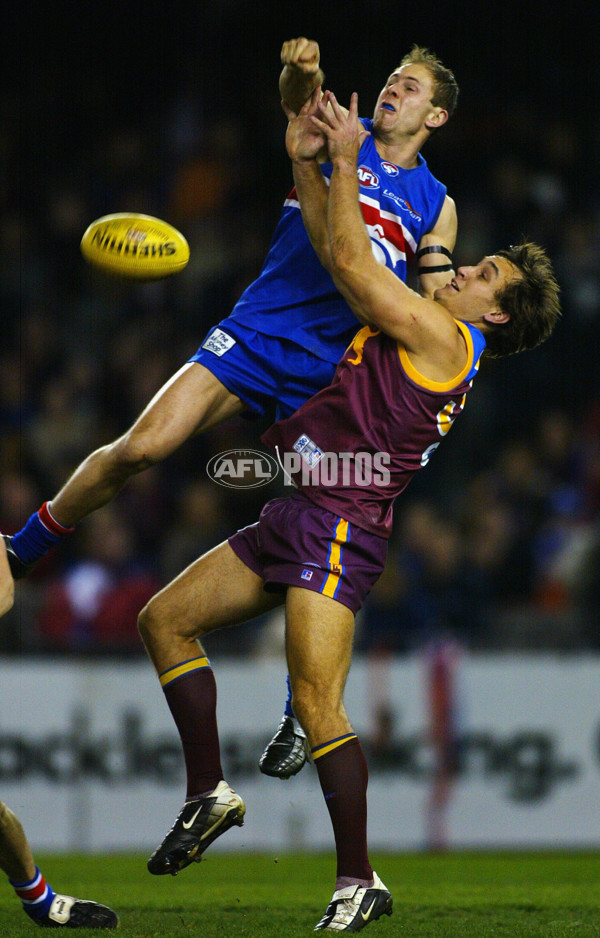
left=1, top=852, right=599, bottom=936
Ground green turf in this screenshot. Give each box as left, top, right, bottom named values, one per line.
left=1, top=852, right=599, bottom=936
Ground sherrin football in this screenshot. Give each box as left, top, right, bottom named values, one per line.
left=80, top=213, right=190, bottom=280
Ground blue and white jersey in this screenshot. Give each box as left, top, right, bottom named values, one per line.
left=229, top=118, right=447, bottom=365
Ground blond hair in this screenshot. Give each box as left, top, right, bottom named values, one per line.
left=400, top=45, right=459, bottom=116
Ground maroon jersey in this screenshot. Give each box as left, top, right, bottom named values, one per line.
left=262, top=321, right=486, bottom=538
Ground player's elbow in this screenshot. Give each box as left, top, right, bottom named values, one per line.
left=329, top=241, right=359, bottom=281
left=311, top=238, right=334, bottom=274
left=329, top=247, right=368, bottom=304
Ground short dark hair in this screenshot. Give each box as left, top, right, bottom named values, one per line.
left=400, top=45, right=459, bottom=117
left=484, top=242, right=561, bottom=358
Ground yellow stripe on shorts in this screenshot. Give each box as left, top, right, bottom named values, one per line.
left=321, top=518, right=350, bottom=599
left=159, top=656, right=211, bottom=688
left=312, top=733, right=358, bottom=760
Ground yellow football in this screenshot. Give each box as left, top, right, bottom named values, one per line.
left=80, top=213, right=190, bottom=280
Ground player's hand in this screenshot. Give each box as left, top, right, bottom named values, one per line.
left=311, top=92, right=368, bottom=166
left=283, top=87, right=327, bottom=161
left=280, top=37, right=320, bottom=75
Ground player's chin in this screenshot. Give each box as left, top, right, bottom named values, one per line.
left=434, top=281, right=454, bottom=300
left=372, top=111, right=387, bottom=130
left=434, top=291, right=452, bottom=312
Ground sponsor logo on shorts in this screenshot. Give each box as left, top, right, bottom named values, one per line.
left=206, top=449, right=279, bottom=488
left=301, top=569, right=314, bottom=582
left=202, top=328, right=236, bottom=357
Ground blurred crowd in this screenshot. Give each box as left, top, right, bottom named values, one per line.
left=4, top=14, right=600, bottom=658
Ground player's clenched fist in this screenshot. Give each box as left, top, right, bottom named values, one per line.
left=280, top=37, right=325, bottom=116
left=281, top=37, right=320, bottom=75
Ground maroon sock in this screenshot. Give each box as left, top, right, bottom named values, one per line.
left=159, top=656, right=224, bottom=800
left=313, top=735, right=373, bottom=881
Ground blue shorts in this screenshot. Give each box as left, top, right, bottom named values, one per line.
left=189, top=319, right=337, bottom=420
left=228, top=492, right=388, bottom=614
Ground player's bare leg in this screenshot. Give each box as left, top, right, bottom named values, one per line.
left=3, top=363, right=246, bottom=579
left=0, top=800, right=118, bottom=928
left=138, top=542, right=282, bottom=875
left=259, top=577, right=357, bottom=782
left=0, top=801, right=36, bottom=883
left=50, top=363, right=244, bottom=527
left=284, top=588, right=393, bottom=930
left=284, top=588, right=355, bottom=748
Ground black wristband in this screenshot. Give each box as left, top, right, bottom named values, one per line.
left=416, top=245, right=453, bottom=261
left=417, top=263, right=454, bottom=275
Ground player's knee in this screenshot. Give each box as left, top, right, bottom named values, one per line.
left=137, top=596, right=165, bottom=646
left=0, top=799, right=15, bottom=835
left=138, top=592, right=196, bottom=648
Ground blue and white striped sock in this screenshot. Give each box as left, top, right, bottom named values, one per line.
left=10, top=866, right=56, bottom=920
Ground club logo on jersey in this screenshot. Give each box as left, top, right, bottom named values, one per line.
left=206, top=449, right=279, bottom=488
left=381, top=161, right=399, bottom=176
left=357, top=165, right=380, bottom=189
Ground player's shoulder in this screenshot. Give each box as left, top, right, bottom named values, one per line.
left=440, top=193, right=456, bottom=213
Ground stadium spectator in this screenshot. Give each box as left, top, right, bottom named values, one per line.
left=36, top=508, right=159, bottom=655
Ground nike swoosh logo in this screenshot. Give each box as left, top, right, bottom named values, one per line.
left=182, top=806, right=203, bottom=829
left=361, top=898, right=377, bottom=922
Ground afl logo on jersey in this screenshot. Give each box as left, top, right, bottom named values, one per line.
left=381, top=161, right=399, bottom=176
left=357, top=165, right=380, bottom=188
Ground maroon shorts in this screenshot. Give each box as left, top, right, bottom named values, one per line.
left=228, top=492, right=388, bottom=614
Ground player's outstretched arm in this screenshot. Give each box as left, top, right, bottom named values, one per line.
left=280, top=37, right=325, bottom=115
left=312, top=93, right=459, bottom=356
left=0, top=539, right=15, bottom=617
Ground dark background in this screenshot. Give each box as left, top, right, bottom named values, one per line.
left=3, top=1, right=600, bottom=656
